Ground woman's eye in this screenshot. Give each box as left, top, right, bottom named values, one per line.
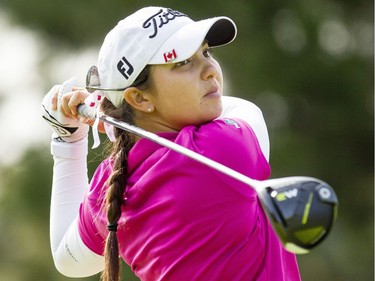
left=203, top=48, right=213, bottom=58
left=175, top=59, right=191, bottom=67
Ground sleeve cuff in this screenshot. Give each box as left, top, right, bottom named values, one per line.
left=51, top=138, right=88, bottom=159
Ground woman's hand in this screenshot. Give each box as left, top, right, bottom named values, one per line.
left=41, top=77, right=90, bottom=142
left=54, top=86, right=101, bottom=129
left=56, top=87, right=89, bottom=119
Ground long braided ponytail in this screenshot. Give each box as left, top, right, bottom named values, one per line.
left=100, top=66, right=151, bottom=281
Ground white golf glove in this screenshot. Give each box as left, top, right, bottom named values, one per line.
left=41, top=77, right=89, bottom=142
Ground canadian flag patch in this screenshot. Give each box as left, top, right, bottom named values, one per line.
left=163, top=49, right=177, bottom=62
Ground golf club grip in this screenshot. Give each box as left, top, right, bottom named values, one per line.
left=78, top=104, right=96, bottom=119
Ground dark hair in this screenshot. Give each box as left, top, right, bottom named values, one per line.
left=100, top=66, right=151, bottom=281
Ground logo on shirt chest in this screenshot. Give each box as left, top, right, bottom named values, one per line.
left=224, top=119, right=240, bottom=128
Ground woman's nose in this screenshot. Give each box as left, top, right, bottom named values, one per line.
left=201, top=58, right=219, bottom=80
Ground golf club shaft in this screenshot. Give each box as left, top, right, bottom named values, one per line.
left=78, top=104, right=264, bottom=191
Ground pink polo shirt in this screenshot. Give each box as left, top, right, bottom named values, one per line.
left=78, top=118, right=301, bottom=281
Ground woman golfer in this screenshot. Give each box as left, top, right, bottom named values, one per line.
left=42, top=6, right=301, bottom=281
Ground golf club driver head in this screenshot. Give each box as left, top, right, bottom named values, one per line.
left=258, top=177, right=338, bottom=254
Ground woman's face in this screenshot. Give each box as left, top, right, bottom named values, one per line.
left=147, top=43, right=224, bottom=131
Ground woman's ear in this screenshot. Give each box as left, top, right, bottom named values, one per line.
left=123, top=88, right=154, bottom=113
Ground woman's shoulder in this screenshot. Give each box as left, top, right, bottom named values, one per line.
left=176, top=118, right=270, bottom=180
left=187, top=117, right=259, bottom=150
left=179, top=118, right=265, bottom=162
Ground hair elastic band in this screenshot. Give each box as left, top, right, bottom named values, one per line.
left=107, top=223, right=118, bottom=232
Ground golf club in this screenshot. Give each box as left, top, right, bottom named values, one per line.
left=77, top=66, right=338, bottom=254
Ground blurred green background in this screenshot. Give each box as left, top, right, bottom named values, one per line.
left=0, top=0, right=373, bottom=280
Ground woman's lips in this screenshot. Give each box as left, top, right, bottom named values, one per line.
left=205, top=86, right=220, bottom=98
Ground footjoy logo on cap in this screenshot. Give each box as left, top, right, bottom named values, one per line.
left=117, top=56, right=134, bottom=79
left=143, top=8, right=187, bottom=39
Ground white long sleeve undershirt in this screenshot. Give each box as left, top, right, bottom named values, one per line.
left=50, top=138, right=104, bottom=277
left=49, top=96, right=270, bottom=277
